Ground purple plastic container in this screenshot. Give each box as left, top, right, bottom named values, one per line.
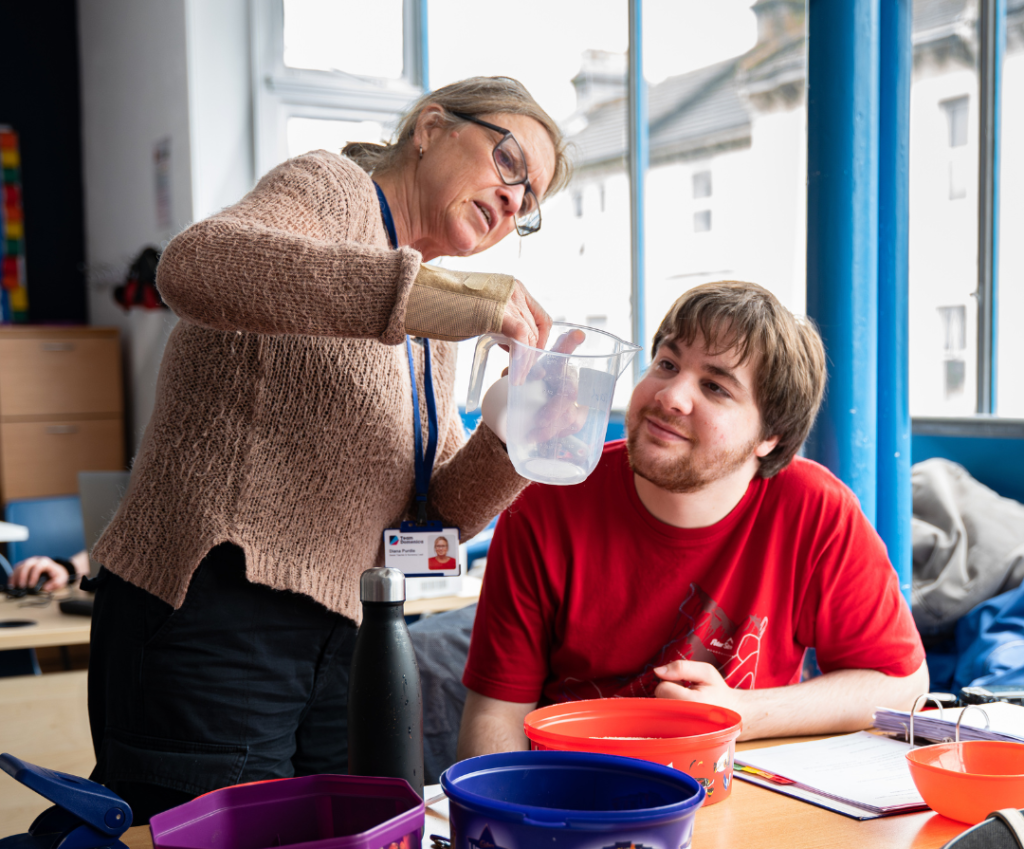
left=149, top=774, right=425, bottom=849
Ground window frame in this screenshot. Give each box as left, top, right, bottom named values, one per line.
left=250, top=0, right=425, bottom=178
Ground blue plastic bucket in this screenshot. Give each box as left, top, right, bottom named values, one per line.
left=441, top=750, right=705, bottom=849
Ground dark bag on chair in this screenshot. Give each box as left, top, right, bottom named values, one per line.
left=943, top=809, right=1024, bottom=848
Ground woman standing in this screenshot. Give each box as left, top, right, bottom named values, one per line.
left=86, top=76, right=570, bottom=821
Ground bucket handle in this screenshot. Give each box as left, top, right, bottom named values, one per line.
left=466, top=333, right=508, bottom=413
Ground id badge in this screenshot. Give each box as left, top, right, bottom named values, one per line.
left=384, top=521, right=461, bottom=578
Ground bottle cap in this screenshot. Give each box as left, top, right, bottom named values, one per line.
left=360, top=567, right=406, bottom=603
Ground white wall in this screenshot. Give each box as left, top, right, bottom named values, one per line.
left=78, top=0, right=194, bottom=273
left=907, top=65, right=980, bottom=417
left=738, top=105, right=807, bottom=314
left=185, top=0, right=255, bottom=221
left=77, top=0, right=253, bottom=455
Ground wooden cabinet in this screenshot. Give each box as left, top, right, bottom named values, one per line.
left=0, top=327, right=125, bottom=502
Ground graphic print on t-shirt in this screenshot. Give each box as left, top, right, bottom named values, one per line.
left=560, top=583, right=767, bottom=701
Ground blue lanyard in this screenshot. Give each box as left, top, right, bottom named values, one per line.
left=375, top=181, right=438, bottom=524
left=374, top=182, right=399, bottom=252
left=407, top=337, right=438, bottom=525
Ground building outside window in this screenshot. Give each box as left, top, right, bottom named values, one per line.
left=693, top=170, right=712, bottom=199
left=997, top=0, right=1024, bottom=417
left=938, top=304, right=967, bottom=397
left=260, top=0, right=1024, bottom=420
left=942, top=95, right=969, bottom=147
left=942, top=96, right=969, bottom=200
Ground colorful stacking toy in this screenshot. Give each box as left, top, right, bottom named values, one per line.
left=0, top=127, right=28, bottom=323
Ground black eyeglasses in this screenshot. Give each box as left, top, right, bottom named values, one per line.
left=451, top=111, right=542, bottom=236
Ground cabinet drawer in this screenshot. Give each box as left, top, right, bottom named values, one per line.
left=1, top=418, right=125, bottom=500
left=0, top=337, right=123, bottom=417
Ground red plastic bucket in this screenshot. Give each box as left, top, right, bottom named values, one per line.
left=524, top=698, right=742, bottom=804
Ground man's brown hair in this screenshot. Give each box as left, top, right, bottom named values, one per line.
left=650, top=280, right=827, bottom=478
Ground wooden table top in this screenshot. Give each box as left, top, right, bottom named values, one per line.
left=0, top=589, right=92, bottom=650
left=118, top=736, right=970, bottom=849
left=405, top=576, right=481, bottom=617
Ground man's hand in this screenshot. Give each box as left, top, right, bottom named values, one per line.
left=653, top=659, right=930, bottom=741
left=654, top=660, right=747, bottom=716
left=500, top=279, right=551, bottom=352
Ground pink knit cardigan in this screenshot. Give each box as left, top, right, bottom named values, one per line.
left=93, top=151, right=528, bottom=623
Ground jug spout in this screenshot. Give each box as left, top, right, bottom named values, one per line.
left=615, top=345, right=640, bottom=378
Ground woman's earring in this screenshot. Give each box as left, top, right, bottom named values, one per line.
left=419, top=145, right=424, bottom=159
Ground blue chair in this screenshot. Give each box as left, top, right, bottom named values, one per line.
left=6, top=495, right=86, bottom=563
left=1, top=496, right=87, bottom=677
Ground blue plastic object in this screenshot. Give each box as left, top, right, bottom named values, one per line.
left=0, top=753, right=131, bottom=849
left=806, top=0, right=880, bottom=525
left=442, top=750, right=704, bottom=849
left=876, top=0, right=913, bottom=603
left=5, top=497, right=86, bottom=564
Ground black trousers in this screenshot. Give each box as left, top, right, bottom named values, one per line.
left=86, top=543, right=357, bottom=823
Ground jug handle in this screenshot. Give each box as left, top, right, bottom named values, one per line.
left=466, top=333, right=508, bottom=413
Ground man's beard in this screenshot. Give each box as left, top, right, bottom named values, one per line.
left=626, top=404, right=759, bottom=494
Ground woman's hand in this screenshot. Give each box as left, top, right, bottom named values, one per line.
left=527, top=329, right=589, bottom=443
left=501, top=279, right=551, bottom=351
left=8, top=556, right=72, bottom=592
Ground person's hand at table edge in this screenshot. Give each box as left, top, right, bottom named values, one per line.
left=7, top=550, right=89, bottom=592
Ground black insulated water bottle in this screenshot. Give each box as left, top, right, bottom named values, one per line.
left=347, top=567, right=424, bottom=797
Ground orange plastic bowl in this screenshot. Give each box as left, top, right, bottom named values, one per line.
left=524, top=698, right=742, bottom=804
left=906, top=740, right=1024, bottom=824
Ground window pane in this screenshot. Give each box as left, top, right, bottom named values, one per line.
left=643, top=0, right=804, bottom=347
left=428, top=0, right=632, bottom=407
left=692, top=170, right=712, bottom=199
left=908, top=6, right=980, bottom=417
left=286, top=117, right=384, bottom=159
left=996, top=12, right=1024, bottom=417
left=429, top=0, right=766, bottom=410
left=283, top=0, right=404, bottom=79
left=941, top=96, right=969, bottom=147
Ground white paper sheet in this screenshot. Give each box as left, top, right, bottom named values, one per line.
left=875, top=701, right=1024, bottom=744
left=735, top=731, right=926, bottom=812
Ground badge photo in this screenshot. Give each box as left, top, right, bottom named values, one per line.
left=383, top=524, right=461, bottom=577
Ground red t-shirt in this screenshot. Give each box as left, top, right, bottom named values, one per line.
left=464, top=442, right=924, bottom=706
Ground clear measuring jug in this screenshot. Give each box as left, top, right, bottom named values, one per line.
left=466, top=322, right=640, bottom=485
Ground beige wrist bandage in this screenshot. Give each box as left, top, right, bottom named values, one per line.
left=406, top=265, right=516, bottom=341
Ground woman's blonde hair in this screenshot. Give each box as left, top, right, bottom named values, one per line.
left=342, top=76, right=572, bottom=198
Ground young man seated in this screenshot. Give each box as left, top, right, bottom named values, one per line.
left=458, top=281, right=928, bottom=757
